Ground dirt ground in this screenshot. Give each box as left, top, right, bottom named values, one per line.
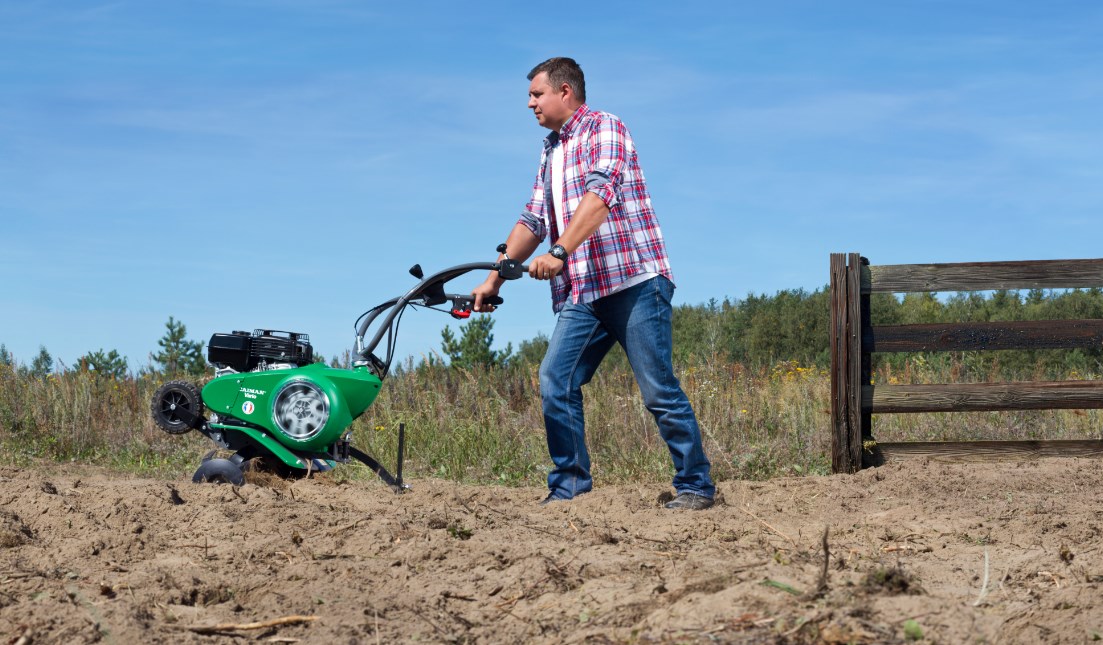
left=1, top=458, right=1101, bottom=644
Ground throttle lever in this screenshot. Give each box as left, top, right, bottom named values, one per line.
left=450, top=295, right=503, bottom=319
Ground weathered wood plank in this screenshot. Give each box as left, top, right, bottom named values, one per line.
left=859, top=257, right=874, bottom=468
left=829, top=253, right=852, bottom=473
left=867, top=319, right=1103, bottom=353
left=847, top=253, right=864, bottom=472
left=864, top=381, right=1103, bottom=413
left=862, top=258, right=1103, bottom=294
left=868, top=440, right=1103, bottom=464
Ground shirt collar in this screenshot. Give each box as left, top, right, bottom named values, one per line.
left=543, top=103, right=590, bottom=150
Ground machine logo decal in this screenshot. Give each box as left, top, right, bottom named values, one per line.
left=242, top=401, right=255, bottom=415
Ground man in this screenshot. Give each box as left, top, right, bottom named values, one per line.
left=472, top=57, right=715, bottom=510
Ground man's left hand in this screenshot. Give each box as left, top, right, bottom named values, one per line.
left=529, top=254, right=564, bottom=281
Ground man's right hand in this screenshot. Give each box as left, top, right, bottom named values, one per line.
left=472, top=279, right=501, bottom=313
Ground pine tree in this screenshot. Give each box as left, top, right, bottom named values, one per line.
left=28, top=345, right=53, bottom=378
left=152, top=316, right=206, bottom=376
left=75, top=348, right=129, bottom=379
left=512, top=333, right=549, bottom=367
left=440, top=316, right=512, bottom=369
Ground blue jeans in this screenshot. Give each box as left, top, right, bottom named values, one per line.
left=539, top=276, right=715, bottom=499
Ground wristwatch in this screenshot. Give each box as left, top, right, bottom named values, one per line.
left=549, top=244, right=569, bottom=262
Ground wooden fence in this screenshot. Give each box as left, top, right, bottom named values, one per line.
left=829, top=253, right=1103, bottom=473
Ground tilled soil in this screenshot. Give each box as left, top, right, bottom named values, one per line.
left=1, top=458, right=1101, bottom=643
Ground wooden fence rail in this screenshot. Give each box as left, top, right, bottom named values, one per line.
left=829, top=253, right=1103, bottom=473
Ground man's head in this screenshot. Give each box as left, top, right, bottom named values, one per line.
left=527, top=57, right=586, bottom=131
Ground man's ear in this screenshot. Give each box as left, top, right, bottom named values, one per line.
left=559, top=83, right=573, bottom=101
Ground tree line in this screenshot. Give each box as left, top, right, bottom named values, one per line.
left=5, top=287, right=1103, bottom=379
left=437, top=287, right=1103, bottom=378
left=1, top=316, right=206, bottom=379
left=670, top=287, right=1103, bottom=377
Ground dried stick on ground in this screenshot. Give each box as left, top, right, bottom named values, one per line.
left=186, top=615, right=318, bottom=634
left=740, top=506, right=798, bottom=548
left=815, top=526, right=830, bottom=598
left=973, top=549, right=991, bottom=606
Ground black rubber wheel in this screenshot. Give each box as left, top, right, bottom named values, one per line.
left=192, top=458, right=246, bottom=485
left=151, top=380, right=204, bottom=435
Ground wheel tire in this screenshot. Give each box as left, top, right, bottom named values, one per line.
left=151, top=380, right=204, bottom=435
left=192, top=458, right=246, bottom=485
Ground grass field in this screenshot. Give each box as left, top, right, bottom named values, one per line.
left=2, top=357, right=1099, bottom=485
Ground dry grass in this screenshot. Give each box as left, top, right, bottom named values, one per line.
left=351, top=357, right=1100, bottom=486
left=1, top=358, right=1098, bottom=485
left=0, top=363, right=205, bottom=474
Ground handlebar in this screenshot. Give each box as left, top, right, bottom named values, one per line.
left=353, top=250, right=528, bottom=379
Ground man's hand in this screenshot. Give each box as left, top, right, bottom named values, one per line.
left=528, top=253, right=565, bottom=281
left=472, top=279, right=501, bottom=313
left=473, top=223, right=542, bottom=311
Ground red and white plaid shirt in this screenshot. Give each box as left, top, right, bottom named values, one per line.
left=518, top=104, right=674, bottom=313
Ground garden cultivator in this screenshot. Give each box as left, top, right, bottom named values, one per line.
left=150, top=245, right=526, bottom=489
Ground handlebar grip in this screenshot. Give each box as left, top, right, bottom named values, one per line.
left=446, top=294, right=505, bottom=308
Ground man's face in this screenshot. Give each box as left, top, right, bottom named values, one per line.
left=528, top=72, right=574, bottom=131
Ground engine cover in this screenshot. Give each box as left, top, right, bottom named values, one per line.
left=208, top=330, right=313, bottom=372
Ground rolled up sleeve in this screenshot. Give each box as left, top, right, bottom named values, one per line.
left=584, top=116, right=628, bottom=209
left=518, top=162, right=548, bottom=241
left=517, top=209, right=546, bottom=241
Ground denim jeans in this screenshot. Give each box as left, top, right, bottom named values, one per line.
left=539, top=276, right=715, bottom=499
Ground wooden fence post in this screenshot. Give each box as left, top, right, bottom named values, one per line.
left=846, top=253, right=864, bottom=471
left=858, top=256, right=874, bottom=467
left=830, top=253, right=856, bottom=472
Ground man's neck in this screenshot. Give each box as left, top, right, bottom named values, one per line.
left=545, top=103, right=584, bottom=134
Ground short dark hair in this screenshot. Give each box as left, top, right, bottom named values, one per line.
left=527, top=57, right=586, bottom=103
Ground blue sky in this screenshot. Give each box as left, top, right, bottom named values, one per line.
left=2, top=1, right=1101, bottom=370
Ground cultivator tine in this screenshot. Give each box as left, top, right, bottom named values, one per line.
left=348, top=445, right=409, bottom=493
left=396, top=423, right=406, bottom=489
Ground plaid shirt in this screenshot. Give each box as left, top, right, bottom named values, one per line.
left=518, top=104, right=674, bottom=313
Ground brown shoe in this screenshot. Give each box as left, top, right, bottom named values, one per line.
left=664, top=492, right=714, bottom=510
